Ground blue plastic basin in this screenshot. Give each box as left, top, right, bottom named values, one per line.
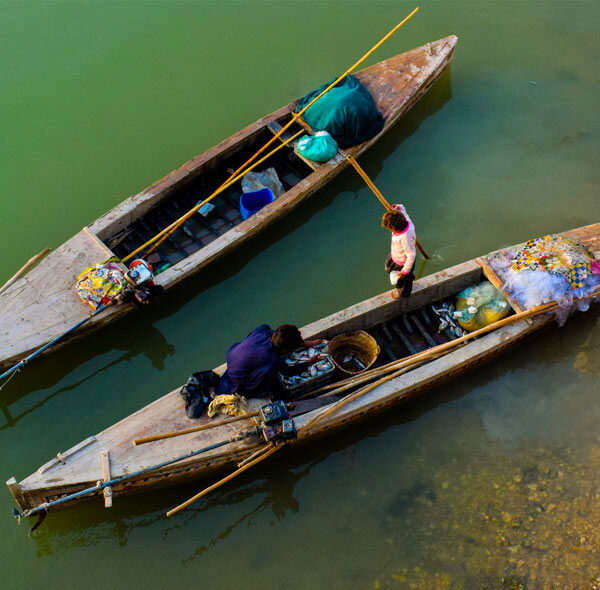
left=239, top=188, right=274, bottom=220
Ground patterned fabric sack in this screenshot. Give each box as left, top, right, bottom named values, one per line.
left=75, top=262, right=126, bottom=309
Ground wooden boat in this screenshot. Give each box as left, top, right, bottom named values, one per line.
left=0, top=36, right=457, bottom=373
left=8, top=222, right=599, bottom=514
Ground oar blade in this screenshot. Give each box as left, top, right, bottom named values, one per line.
left=30, top=509, right=48, bottom=532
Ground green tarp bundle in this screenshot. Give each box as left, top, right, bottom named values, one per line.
left=295, top=75, right=385, bottom=148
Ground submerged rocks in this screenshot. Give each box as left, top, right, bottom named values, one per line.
left=375, top=444, right=600, bottom=589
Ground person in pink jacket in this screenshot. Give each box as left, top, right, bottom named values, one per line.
left=382, top=204, right=417, bottom=299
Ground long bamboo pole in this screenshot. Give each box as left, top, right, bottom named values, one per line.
left=166, top=444, right=281, bottom=517
left=346, top=155, right=429, bottom=259
left=296, top=349, right=447, bottom=401
left=309, top=284, right=600, bottom=400
left=132, top=411, right=261, bottom=446
left=302, top=286, right=600, bottom=431
left=124, top=129, right=303, bottom=262
left=304, top=363, right=416, bottom=431
left=0, top=248, right=51, bottom=296
left=237, top=443, right=275, bottom=468
left=206, top=7, right=420, bottom=203
left=122, top=8, right=420, bottom=263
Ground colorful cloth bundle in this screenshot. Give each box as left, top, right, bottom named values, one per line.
left=75, top=262, right=126, bottom=309
left=512, top=235, right=597, bottom=290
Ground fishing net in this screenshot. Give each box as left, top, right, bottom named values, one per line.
left=488, top=234, right=600, bottom=316
left=454, top=281, right=510, bottom=332
left=75, top=262, right=126, bottom=310
left=512, top=235, right=597, bottom=289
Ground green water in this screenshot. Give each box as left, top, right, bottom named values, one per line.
left=1, top=1, right=599, bottom=588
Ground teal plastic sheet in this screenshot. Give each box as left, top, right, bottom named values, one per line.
left=295, top=75, right=385, bottom=148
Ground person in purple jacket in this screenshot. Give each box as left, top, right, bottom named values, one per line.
left=215, top=324, right=324, bottom=399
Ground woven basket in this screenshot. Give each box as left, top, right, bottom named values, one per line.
left=328, top=330, right=380, bottom=376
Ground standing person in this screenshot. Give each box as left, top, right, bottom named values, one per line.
left=215, top=324, right=324, bottom=399
left=382, top=204, right=417, bottom=299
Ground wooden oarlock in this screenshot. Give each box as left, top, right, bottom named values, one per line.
left=100, top=451, right=113, bottom=508
left=122, top=7, right=421, bottom=263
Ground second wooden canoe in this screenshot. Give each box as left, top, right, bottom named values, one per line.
left=0, top=36, right=457, bottom=373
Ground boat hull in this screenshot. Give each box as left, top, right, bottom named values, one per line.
left=0, top=36, right=458, bottom=371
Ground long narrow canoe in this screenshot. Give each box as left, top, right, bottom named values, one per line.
left=0, top=36, right=457, bottom=373
left=8, top=222, right=599, bottom=514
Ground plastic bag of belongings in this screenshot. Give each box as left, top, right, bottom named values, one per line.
left=452, top=281, right=510, bottom=332
left=241, top=167, right=284, bottom=198
left=297, top=131, right=338, bottom=163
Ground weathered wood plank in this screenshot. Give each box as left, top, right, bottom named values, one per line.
left=100, top=451, right=113, bottom=508
left=475, top=256, right=526, bottom=313
left=37, top=436, right=98, bottom=475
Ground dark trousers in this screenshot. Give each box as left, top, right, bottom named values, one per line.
left=385, top=254, right=415, bottom=298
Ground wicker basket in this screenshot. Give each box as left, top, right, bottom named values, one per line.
left=328, top=330, right=380, bottom=377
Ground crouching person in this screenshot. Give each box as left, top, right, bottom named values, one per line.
left=382, top=204, right=417, bottom=299
left=215, top=324, right=323, bottom=399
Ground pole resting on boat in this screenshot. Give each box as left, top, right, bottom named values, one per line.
left=122, top=7, right=421, bottom=264
left=12, top=428, right=261, bottom=522
left=0, top=303, right=111, bottom=388
left=165, top=401, right=298, bottom=517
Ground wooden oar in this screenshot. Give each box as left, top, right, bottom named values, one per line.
left=0, top=248, right=51, bottom=296
left=121, top=8, right=420, bottom=264
left=132, top=411, right=261, bottom=446
left=166, top=443, right=282, bottom=517
left=346, top=155, right=429, bottom=259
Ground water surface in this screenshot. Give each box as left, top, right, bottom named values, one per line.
left=0, top=1, right=598, bottom=588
